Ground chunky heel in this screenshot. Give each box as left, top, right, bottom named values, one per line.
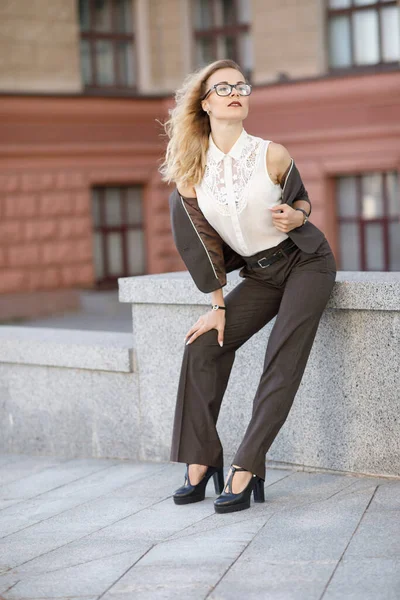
left=173, top=464, right=224, bottom=505
left=253, top=476, right=265, bottom=503
left=214, top=465, right=260, bottom=514
left=213, top=468, right=225, bottom=494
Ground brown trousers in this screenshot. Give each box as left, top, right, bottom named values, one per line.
left=169, top=236, right=337, bottom=481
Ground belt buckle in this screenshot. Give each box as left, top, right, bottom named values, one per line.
left=257, top=256, right=271, bottom=268
left=257, top=249, right=283, bottom=268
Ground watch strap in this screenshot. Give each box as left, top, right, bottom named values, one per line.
left=212, top=304, right=226, bottom=311
left=294, top=207, right=309, bottom=225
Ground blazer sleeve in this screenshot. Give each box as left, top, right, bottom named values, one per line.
left=168, top=188, right=227, bottom=293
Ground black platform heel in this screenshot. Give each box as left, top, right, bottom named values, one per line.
left=214, top=465, right=265, bottom=513
left=253, top=475, right=265, bottom=503
left=173, top=463, right=225, bottom=505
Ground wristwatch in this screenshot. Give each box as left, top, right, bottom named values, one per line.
left=212, top=304, right=226, bottom=311
left=295, top=208, right=309, bottom=226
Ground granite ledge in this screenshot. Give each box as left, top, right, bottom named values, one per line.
left=119, top=271, right=400, bottom=311
left=0, top=326, right=135, bottom=373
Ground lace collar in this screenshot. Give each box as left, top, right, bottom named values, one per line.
left=207, top=127, right=248, bottom=163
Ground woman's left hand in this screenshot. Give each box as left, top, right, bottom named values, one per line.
left=269, top=204, right=303, bottom=233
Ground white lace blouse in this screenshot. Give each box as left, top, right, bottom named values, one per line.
left=194, top=127, right=288, bottom=257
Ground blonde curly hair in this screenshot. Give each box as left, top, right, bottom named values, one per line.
left=157, top=59, right=246, bottom=189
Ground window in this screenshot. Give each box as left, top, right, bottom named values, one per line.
left=92, top=186, right=145, bottom=287
left=327, top=0, right=400, bottom=71
left=192, top=0, right=253, bottom=81
left=336, top=171, right=399, bottom=271
left=79, top=0, right=136, bottom=92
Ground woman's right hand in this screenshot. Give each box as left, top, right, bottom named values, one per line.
left=184, top=308, right=226, bottom=347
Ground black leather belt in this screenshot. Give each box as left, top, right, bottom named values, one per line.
left=247, top=241, right=298, bottom=269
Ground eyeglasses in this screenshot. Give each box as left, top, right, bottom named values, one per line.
left=201, top=82, right=252, bottom=101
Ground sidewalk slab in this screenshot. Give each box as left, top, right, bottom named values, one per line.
left=0, top=454, right=399, bottom=600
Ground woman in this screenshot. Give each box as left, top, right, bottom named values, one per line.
left=158, top=59, right=337, bottom=514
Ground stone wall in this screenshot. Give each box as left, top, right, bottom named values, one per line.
left=0, top=0, right=81, bottom=93
left=252, top=0, right=324, bottom=84
left=118, top=270, right=400, bottom=477
left=0, top=328, right=138, bottom=459
left=0, top=170, right=92, bottom=296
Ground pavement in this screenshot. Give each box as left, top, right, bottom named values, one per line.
left=0, top=454, right=399, bottom=599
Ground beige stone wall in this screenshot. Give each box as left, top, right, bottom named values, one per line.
left=0, top=0, right=82, bottom=93
left=251, top=0, right=325, bottom=84
left=144, top=0, right=192, bottom=93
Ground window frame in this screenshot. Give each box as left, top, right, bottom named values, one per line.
left=192, top=0, right=252, bottom=82
left=336, top=171, right=399, bottom=271
left=326, top=0, right=400, bottom=74
left=79, top=0, right=137, bottom=95
left=92, top=185, right=145, bottom=288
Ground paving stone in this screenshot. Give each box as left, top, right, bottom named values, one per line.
left=0, top=455, right=64, bottom=486
left=0, top=462, right=161, bottom=538
left=322, top=557, right=400, bottom=600
left=0, top=454, right=399, bottom=600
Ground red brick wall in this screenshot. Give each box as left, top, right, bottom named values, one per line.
left=0, top=171, right=92, bottom=295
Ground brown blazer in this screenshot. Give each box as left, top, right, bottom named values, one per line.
left=168, top=159, right=326, bottom=293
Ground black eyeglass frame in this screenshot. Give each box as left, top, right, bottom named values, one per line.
left=201, top=82, right=252, bottom=101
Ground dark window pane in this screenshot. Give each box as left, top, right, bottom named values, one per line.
left=387, top=172, right=399, bottom=218
left=116, top=0, right=133, bottom=33
left=194, top=0, right=213, bottom=29
left=339, top=223, right=361, bottom=270
left=80, top=39, right=93, bottom=85
left=237, top=0, right=251, bottom=24
left=117, top=41, right=134, bottom=86
left=361, top=173, right=384, bottom=219
left=94, top=0, right=112, bottom=32
left=381, top=6, right=400, bottom=62
left=106, top=233, right=123, bottom=275
left=329, top=0, right=351, bottom=7
left=389, top=222, right=400, bottom=270
left=127, top=229, right=145, bottom=274
left=92, top=189, right=101, bottom=226
left=365, top=223, right=384, bottom=270
left=353, top=9, right=380, bottom=65
left=196, top=37, right=215, bottom=65
left=104, top=188, right=122, bottom=225
left=329, top=16, right=352, bottom=67
left=217, top=34, right=235, bottom=59
left=93, top=232, right=104, bottom=278
left=126, top=188, right=142, bottom=224
left=95, top=40, right=115, bottom=85
left=79, top=0, right=90, bottom=31
left=239, top=31, right=253, bottom=72
left=337, top=176, right=358, bottom=217
left=215, top=0, right=235, bottom=26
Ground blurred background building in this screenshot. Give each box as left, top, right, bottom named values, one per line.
left=0, top=0, right=399, bottom=321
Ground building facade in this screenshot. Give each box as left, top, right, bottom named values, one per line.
left=0, top=0, right=399, bottom=319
